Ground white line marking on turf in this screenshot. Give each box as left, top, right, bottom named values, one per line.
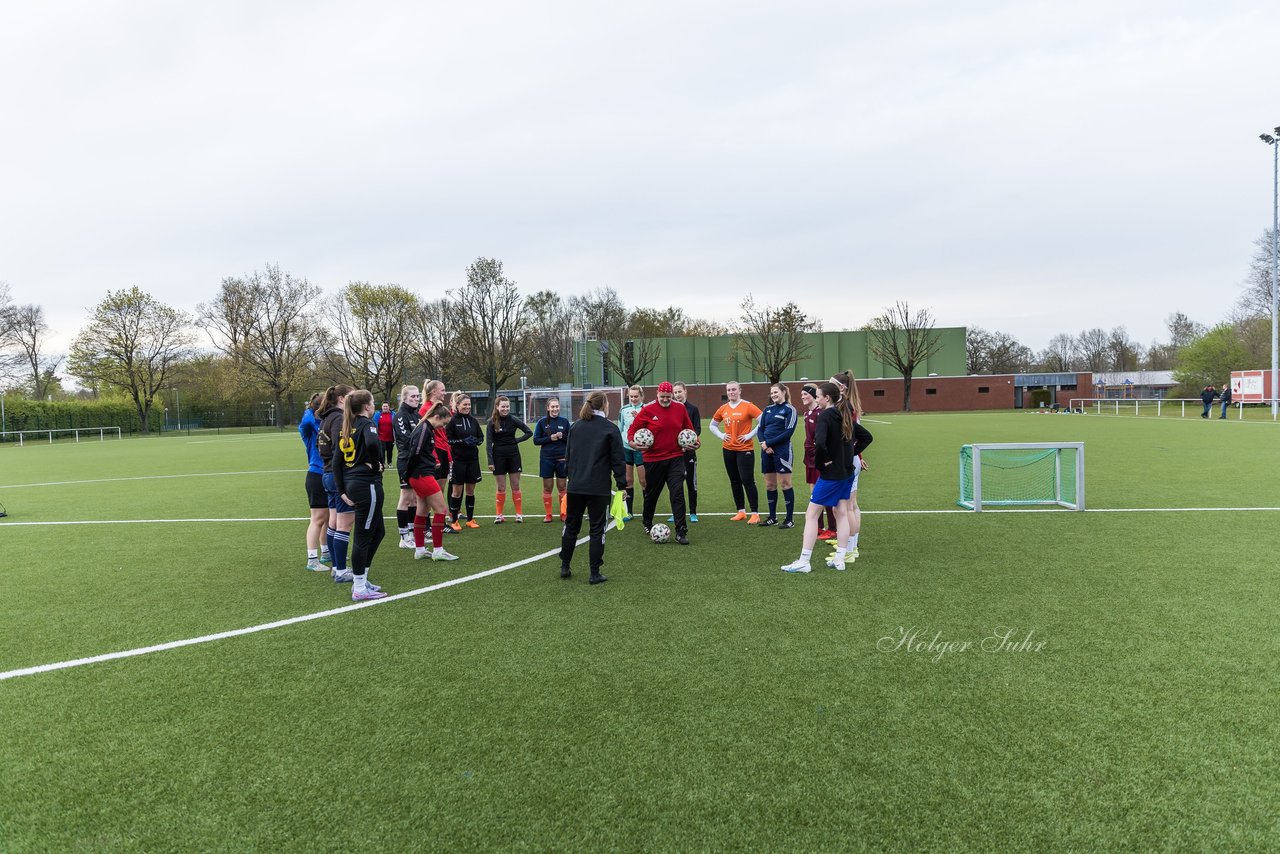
left=8, top=507, right=1280, bottom=528
left=0, top=470, right=301, bottom=490
left=0, top=529, right=606, bottom=682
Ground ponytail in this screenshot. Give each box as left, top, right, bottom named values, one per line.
left=817, top=381, right=852, bottom=440
left=580, top=390, right=606, bottom=420
left=341, top=390, right=374, bottom=443
left=835, top=368, right=862, bottom=420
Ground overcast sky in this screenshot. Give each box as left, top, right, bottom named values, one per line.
left=2, top=1, right=1277, bottom=360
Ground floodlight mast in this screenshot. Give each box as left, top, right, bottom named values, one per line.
left=1263, top=129, right=1280, bottom=419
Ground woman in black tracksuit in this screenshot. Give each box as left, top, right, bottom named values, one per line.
left=485, top=395, right=533, bottom=523
left=559, top=390, right=628, bottom=584
left=445, top=394, right=485, bottom=529
left=333, top=389, right=388, bottom=601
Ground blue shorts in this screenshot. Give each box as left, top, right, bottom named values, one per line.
left=761, top=445, right=793, bottom=474
left=623, top=447, right=644, bottom=467
left=322, top=471, right=354, bottom=513
left=810, top=475, right=852, bottom=508
left=540, top=457, right=567, bottom=479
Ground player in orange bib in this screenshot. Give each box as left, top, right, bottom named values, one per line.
left=710, top=380, right=762, bottom=524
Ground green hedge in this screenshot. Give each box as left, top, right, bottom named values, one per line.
left=1, top=398, right=154, bottom=434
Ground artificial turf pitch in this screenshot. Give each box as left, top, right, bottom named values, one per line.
left=1, top=411, right=1277, bottom=851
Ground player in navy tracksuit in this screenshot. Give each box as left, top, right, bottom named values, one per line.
left=758, top=383, right=799, bottom=528
left=332, top=390, right=388, bottom=600
left=533, top=398, right=571, bottom=522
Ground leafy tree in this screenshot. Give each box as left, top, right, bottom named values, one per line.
left=328, top=282, right=419, bottom=403
left=450, top=258, right=531, bottom=399
left=730, top=296, right=818, bottom=384
left=1167, top=312, right=1206, bottom=350
left=685, top=317, right=729, bottom=337
left=1173, top=323, right=1252, bottom=392
left=629, top=307, right=690, bottom=339
left=864, top=301, right=943, bottom=411
left=198, top=265, right=322, bottom=415
left=67, top=287, right=195, bottom=432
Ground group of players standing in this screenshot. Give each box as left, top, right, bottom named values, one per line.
left=296, top=372, right=873, bottom=600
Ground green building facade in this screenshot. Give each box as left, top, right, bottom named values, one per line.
left=573, top=327, right=967, bottom=387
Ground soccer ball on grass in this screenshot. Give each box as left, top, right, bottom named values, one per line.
left=649, top=523, right=671, bottom=544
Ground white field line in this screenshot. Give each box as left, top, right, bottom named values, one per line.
left=0, top=529, right=604, bottom=682
left=7, top=506, right=1280, bottom=529
left=861, top=418, right=893, bottom=425
left=0, top=470, right=300, bottom=490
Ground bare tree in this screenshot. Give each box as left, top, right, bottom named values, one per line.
left=967, top=327, right=1030, bottom=374
left=0, top=282, right=21, bottom=382
left=730, top=296, right=818, bottom=384
left=328, top=282, right=419, bottom=403
left=8, top=304, right=63, bottom=398
left=568, top=287, right=629, bottom=342
left=524, top=290, right=574, bottom=386
left=1075, top=328, right=1110, bottom=372
left=1037, top=333, right=1079, bottom=372
left=603, top=327, right=663, bottom=388
left=409, top=297, right=465, bottom=388
left=450, top=258, right=531, bottom=399
left=198, top=265, right=322, bottom=414
left=1106, top=326, right=1142, bottom=372
left=1238, top=229, right=1277, bottom=317
left=864, top=301, right=943, bottom=412
left=1167, top=312, right=1206, bottom=350
left=67, top=287, right=195, bottom=431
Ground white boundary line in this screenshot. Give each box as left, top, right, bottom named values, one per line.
left=0, top=531, right=602, bottom=682
left=7, top=506, right=1280, bottom=528
left=0, top=470, right=300, bottom=490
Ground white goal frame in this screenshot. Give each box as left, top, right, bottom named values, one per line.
left=959, top=442, right=1085, bottom=512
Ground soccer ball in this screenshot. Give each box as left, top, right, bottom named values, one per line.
left=677, top=428, right=698, bottom=450
left=631, top=427, right=655, bottom=450
left=649, top=523, right=671, bottom=544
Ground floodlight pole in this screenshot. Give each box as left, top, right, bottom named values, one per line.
left=1265, top=130, right=1280, bottom=420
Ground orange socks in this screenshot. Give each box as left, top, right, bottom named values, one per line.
left=496, top=493, right=506, bottom=516
left=513, top=493, right=522, bottom=515
left=543, top=493, right=553, bottom=515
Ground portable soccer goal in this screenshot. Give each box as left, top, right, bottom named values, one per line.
left=957, top=442, right=1085, bottom=511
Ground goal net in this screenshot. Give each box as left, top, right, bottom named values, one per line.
left=957, top=442, right=1085, bottom=511
left=520, top=387, right=627, bottom=424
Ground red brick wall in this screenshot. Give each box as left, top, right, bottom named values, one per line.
left=676, top=374, right=1093, bottom=415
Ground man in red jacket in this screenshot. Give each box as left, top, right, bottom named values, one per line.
left=627, top=381, right=697, bottom=545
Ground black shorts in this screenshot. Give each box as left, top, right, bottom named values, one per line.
left=305, top=471, right=327, bottom=509
left=452, top=458, right=482, bottom=485
left=396, top=463, right=411, bottom=490
left=492, top=451, right=522, bottom=476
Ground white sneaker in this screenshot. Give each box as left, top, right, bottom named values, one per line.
left=781, top=559, right=811, bottom=574
left=494, top=515, right=505, bottom=524
left=825, top=554, right=847, bottom=571
left=305, top=560, right=326, bottom=572
left=398, top=535, right=415, bottom=549
left=352, top=585, right=387, bottom=601
left=331, top=569, right=353, bottom=583
left=514, top=514, right=523, bottom=523
left=432, top=549, right=459, bottom=562
left=414, top=547, right=430, bottom=560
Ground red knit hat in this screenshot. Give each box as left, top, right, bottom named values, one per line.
left=657, top=381, right=674, bottom=393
